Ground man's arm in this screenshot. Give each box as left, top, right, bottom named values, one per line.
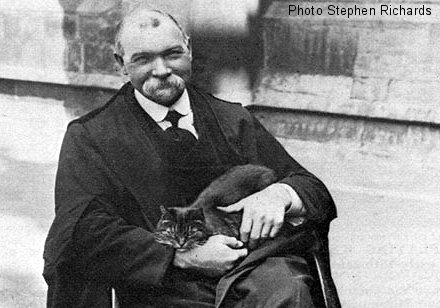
left=72, top=199, right=176, bottom=286
left=45, top=123, right=175, bottom=288
left=252, top=115, right=336, bottom=222
left=219, top=115, right=336, bottom=247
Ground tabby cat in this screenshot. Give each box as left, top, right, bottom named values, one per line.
left=154, top=164, right=277, bottom=250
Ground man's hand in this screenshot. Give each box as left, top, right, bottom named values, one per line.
left=173, top=235, right=248, bottom=277
left=218, top=184, right=293, bottom=249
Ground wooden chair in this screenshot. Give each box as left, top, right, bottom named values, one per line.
left=307, top=229, right=341, bottom=308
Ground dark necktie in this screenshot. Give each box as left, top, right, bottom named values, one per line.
left=164, top=110, right=197, bottom=151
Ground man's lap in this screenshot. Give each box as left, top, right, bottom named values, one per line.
left=217, top=255, right=316, bottom=308
left=118, top=255, right=315, bottom=308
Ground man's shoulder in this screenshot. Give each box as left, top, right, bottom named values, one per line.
left=188, top=85, right=252, bottom=118
left=189, top=85, right=241, bottom=106
left=67, top=83, right=131, bottom=131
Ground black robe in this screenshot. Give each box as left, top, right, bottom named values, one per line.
left=43, top=83, right=336, bottom=307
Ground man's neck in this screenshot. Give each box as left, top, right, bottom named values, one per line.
left=134, top=88, right=191, bottom=123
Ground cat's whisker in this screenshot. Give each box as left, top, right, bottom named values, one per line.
left=194, top=240, right=208, bottom=247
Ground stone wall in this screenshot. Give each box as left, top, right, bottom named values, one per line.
left=257, top=1, right=440, bottom=125
left=253, top=1, right=440, bottom=153
left=0, top=0, right=264, bottom=106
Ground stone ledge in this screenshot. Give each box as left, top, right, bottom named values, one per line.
left=276, top=137, right=440, bottom=203
left=254, top=72, right=440, bottom=124
left=249, top=104, right=440, bottom=153
left=0, top=65, right=123, bottom=90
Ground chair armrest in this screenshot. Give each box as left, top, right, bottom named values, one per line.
left=308, top=230, right=341, bottom=308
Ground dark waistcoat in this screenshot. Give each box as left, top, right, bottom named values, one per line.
left=117, top=87, right=248, bottom=307
left=124, top=85, right=246, bottom=210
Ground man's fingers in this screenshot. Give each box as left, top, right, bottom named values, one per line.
left=235, top=248, right=248, bottom=258
left=269, top=222, right=283, bottom=238
left=261, top=223, right=272, bottom=239
left=221, top=236, right=244, bottom=248
left=249, top=220, right=262, bottom=241
left=217, top=201, right=244, bottom=213
left=248, top=220, right=263, bottom=249
left=240, top=216, right=252, bottom=243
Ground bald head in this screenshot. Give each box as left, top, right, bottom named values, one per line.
left=114, top=9, right=190, bottom=58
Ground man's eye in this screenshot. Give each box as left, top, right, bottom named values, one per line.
left=165, top=51, right=183, bottom=60
left=131, top=57, right=151, bottom=64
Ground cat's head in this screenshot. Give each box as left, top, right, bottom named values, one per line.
left=154, top=206, right=212, bottom=251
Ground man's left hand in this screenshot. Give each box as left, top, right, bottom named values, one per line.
left=217, top=184, right=292, bottom=249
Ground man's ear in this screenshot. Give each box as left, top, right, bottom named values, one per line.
left=187, top=37, right=193, bottom=61
left=114, top=53, right=128, bottom=75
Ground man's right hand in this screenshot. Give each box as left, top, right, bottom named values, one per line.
left=173, top=234, right=248, bottom=277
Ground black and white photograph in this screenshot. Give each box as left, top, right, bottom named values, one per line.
left=1, top=0, right=439, bottom=307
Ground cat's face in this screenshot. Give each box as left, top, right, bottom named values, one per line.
left=154, top=206, right=211, bottom=251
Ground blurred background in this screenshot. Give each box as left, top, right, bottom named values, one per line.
left=1, top=0, right=439, bottom=307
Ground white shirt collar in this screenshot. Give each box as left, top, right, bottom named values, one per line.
left=134, top=88, right=191, bottom=123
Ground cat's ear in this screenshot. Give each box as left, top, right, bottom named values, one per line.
left=160, top=205, right=169, bottom=215
left=192, top=208, right=205, bottom=220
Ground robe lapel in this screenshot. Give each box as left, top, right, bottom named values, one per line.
left=98, top=85, right=170, bottom=229
left=186, top=86, right=256, bottom=164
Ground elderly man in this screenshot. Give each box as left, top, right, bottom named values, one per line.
left=43, top=8, right=336, bottom=308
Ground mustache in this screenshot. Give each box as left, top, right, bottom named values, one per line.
left=146, top=75, right=184, bottom=89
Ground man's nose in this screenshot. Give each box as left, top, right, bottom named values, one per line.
left=152, top=57, right=171, bottom=78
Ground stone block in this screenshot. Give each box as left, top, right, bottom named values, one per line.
left=361, top=26, right=427, bottom=54
left=255, top=72, right=353, bottom=109
left=65, top=40, right=82, bottom=73
left=426, top=24, right=440, bottom=74
left=350, top=77, right=390, bottom=102
left=58, top=0, right=84, bottom=13
left=42, top=14, right=66, bottom=72
left=77, top=0, right=121, bottom=14
left=3, top=13, right=20, bottom=41
left=62, top=14, right=78, bottom=40
left=354, top=25, right=431, bottom=79
left=0, top=13, right=4, bottom=41
left=79, top=15, right=117, bottom=44
left=387, top=80, right=440, bottom=123
left=83, top=43, right=118, bottom=74
left=263, top=17, right=358, bottom=76
left=19, top=15, right=47, bottom=68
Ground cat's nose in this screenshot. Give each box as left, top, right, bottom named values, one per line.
left=178, top=238, right=185, bottom=246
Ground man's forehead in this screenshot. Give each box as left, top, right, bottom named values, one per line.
left=123, top=10, right=180, bottom=39
left=119, top=10, right=186, bottom=55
